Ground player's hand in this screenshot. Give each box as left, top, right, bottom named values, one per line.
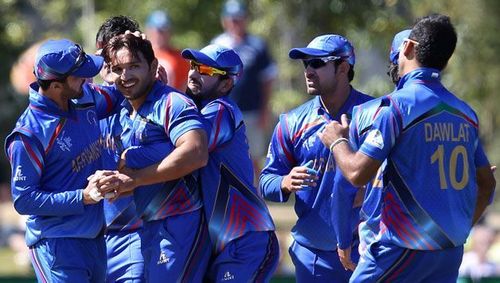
left=83, top=170, right=117, bottom=205
left=317, top=114, right=350, bottom=149
left=124, top=30, right=147, bottom=40
left=117, top=149, right=130, bottom=171
left=281, top=161, right=319, bottom=193
left=338, top=246, right=357, bottom=271
left=156, top=64, right=169, bottom=84
left=93, top=171, right=136, bottom=202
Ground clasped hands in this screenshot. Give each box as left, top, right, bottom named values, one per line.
left=83, top=169, right=136, bottom=204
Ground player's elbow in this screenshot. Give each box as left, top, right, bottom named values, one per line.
left=13, top=197, right=32, bottom=215
left=344, top=170, right=371, bottom=188
left=477, top=166, right=497, bottom=199
left=192, top=142, right=208, bottom=169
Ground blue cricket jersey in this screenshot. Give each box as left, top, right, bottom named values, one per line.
left=5, top=83, right=122, bottom=246
left=348, top=97, right=387, bottom=254
left=199, top=96, right=275, bottom=253
left=260, top=88, right=372, bottom=251
left=100, top=113, right=144, bottom=232
left=118, top=81, right=205, bottom=221
left=358, top=68, right=490, bottom=250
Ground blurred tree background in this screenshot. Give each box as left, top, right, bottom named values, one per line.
left=0, top=0, right=498, bottom=203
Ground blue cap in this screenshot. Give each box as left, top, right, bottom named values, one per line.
left=181, top=44, right=243, bottom=75
left=222, top=0, right=247, bottom=18
left=289, top=34, right=355, bottom=65
left=146, top=10, right=170, bottom=29
left=389, top=29, right=411, bottom=64
left=34, top=39, right=103, bottom=80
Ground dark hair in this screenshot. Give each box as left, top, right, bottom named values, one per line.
left=95, top=16, right=141, bottom=49
left=334, top=60, right=355, bottom=82
left=37, top=78, right=66, bottom=90
left=409, top=14, right=457, bottom=71
left=387, top=62, right=400, bottom=85
left=102, top=33, right=155, bottom=67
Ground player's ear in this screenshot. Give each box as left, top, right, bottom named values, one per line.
left=338, top=61, right=349, bottom=76
left=50, top=80, right=64, bottom=90
left=150, top=58, right=158, bottom=78
left=219, top=77, right=234, bottom=93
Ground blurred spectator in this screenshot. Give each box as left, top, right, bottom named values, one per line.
left=0, top=183, right=29, bottom=267
left=145, top=10, right=189, bottom=91
left=460, top=225, right=500, bottom=279
left=212, top=0, right=277, bottom=178
left=9, top=42, right=41, bottom=95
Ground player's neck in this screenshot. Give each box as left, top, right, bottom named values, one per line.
left=320, top=84, right=351, bottom=116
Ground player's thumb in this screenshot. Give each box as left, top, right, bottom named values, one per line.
left=341, top=114, right=349, bottom=127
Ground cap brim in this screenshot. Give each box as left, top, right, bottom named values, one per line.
left=181, top=49, right=219, bottom=67
left=71, top=54, right=104, bottom=78
left=289, top=48, right=331, bottom=59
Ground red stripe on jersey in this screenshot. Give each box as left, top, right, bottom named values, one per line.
left=209, top=103, right=224, bottom=152
left=96, top=87, right=114, bottom=114
left=20, top=135, right=43, bottom=174
left=45, top=119, right=66, bottom=154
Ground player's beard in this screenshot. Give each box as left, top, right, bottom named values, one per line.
left=187, top=79, right=220, bottom=102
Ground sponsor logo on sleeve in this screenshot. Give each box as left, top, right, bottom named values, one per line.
left=365, top=129, right=384, bottom=149
left=13, top=166, right=27, bottom=182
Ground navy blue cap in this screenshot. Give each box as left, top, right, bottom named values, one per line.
left=389, top=29, right=411, bottom=64
left=222, top=0, right=247, bottom=18
left=146, top=10, right=170, bottom=29
left=289, top=34, right=355, bottom=65
left=181, top=44, right=243, bottom=75
left=34, top=39, right=103, bottom=80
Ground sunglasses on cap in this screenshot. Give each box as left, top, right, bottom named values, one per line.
left=190, top=61, right=228, bottom=76
left=302, top=55, right=342, bottom=69
left=62, top=44, right=87, bottom=77
left=398, top=38, right=420, bottom=52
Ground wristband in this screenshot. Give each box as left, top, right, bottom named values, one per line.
left=329, top=138, right=349, bottom=152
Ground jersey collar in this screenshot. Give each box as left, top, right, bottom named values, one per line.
left=397, top=67, right=441, bottom=90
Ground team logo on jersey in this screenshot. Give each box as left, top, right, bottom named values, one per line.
left=222, top=271, right=235, bottom=281
left=304, top=135, right=316, bottom=151
left=157, top=252, right=169, bottom=264
left=56, top=131, right=72, bottom=152
left=13, top=166, right=26, bottom=182
left=365, top=129, right=384, bottom=149
left=87, top=110, right=97, bottom=125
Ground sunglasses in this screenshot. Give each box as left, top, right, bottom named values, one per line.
left=62, top=44, right=87, bottom=77
left=190, top=61, right=228, bottom=76
left=398, top=38, right=420, bottom=51
left=302, top=55, right=342, bottom=69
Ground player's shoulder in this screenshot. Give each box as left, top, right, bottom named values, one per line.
left=283, top=98, right=317, bottom=119
left=153, top=82, right=195, bottom=106
left=351, top=87, right=375, bottom=104
left=277, top=98, right=319, bottom=135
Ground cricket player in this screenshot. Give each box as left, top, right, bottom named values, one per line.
left=319, top=14, right=496, bottom=282
left=260, top=34, right=372, bottom=282
left=5, top=39, right=123, bottom=282
left=182, top=44, right=279, bottom=282
left=99, top=33, right=210, bottom=282
left=95, top=16, right=146, bottom=283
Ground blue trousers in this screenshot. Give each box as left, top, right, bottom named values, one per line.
left=205, top=231, right=280, bottom=282
left=350, top=241, right=463, bottom=282
left=140, top=209, right=211, bottom=283
left=289, top=240, right=360, bottom=283
left=30, top=236, right=106, bottom=283
left=105, top=229, right=144, bottom=282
